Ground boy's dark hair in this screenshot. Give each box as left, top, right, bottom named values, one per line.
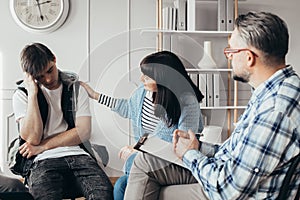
left=20, top=43, right=55, bottom=77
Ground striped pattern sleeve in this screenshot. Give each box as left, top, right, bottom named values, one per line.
left=97, top=93, right=117, bottom=109
left=141, top=92, right=160, bottom=133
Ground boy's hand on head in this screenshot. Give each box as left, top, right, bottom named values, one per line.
left=23, top=72, right=38, bottom=96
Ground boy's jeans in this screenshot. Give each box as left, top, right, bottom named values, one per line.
left=28, top=155, right=113, bottom=200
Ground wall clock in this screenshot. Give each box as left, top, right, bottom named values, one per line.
left=10, top=0, right=70, bottom=34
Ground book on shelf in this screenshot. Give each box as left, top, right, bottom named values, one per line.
left=168, top=7, right=173, bottom=30
left=206, top=73, right=213, bottom=107
left=174, top=0, right=187, bottom=30
left=187, top=0, right=195, bottom=31
left=198, top=73, right=207, bottom=107
left=226, top=0, right=234, bottom=31
left=172, top=7, right=178, bottom=30
left=162, top=6, right=177, bottom=30
left=218, top=0, right=226, bottom=31
left=168, top=7, right=174, bottom=30
left=218, top=0, right=235, bottom=31
left=193, top=72, right=221, bottom=108
left=162, top=7, right=169, bottom=30
left=163, top=0, right=234, bottom=32
left=213, top=73, right=220, bottom=107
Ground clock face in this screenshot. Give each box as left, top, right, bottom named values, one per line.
left=10, top=0, right=69, bottom=33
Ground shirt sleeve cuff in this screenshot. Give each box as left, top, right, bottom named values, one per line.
left=182, top=149, right=203, bottom=169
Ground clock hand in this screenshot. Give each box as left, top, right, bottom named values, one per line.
left=39, top=1, right=52, bottom=6
left=36, top=0, right=44, bottom=21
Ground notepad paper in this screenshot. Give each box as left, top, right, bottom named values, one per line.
left=135, top=136, right=187, bottom=168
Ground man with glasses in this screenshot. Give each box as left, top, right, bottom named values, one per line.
left=124, top=11, right=300, bottom=200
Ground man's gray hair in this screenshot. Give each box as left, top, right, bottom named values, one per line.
left=235, top=12, right=289, bottom=66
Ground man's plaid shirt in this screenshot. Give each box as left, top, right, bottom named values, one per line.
left=183, top=65, right=300, bottom=199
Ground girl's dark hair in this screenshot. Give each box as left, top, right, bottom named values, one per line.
left=20, top=42, right=55, bottom=77
left=140, top=51, right=204, bottom=127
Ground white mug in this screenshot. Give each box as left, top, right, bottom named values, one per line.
left=201, top=125, right=222, bottom=144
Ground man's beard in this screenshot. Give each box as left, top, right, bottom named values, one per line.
left=233, top=70, right=250, bottom=83
left=233, top=75, right=249, bottom=83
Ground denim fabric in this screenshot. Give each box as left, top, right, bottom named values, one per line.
left=124, top=153, right=136, bottom=175
left=113, top=153, right=136, bottom=200
left=28, top=155, right=113, bottom=200
left=113, top=175, right=128, bottom=200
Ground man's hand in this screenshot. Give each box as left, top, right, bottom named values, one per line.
left=19, top=141, right=46, bottom=158
left=173, top=129, right=200, bottom=159
left=118, top=145, right=136, bottom=162
left=23, top=72, right=38, bottom=96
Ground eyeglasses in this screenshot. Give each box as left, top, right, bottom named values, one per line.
left=224, top=47, right=258, bottom=59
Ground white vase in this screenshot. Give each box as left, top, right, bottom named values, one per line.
left=197, top=41, right=217, bottom=69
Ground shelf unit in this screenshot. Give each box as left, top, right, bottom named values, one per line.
left=186, top=68, right=232, bottom=73
left=186, top=68, right=247, bottom=110
left=141, top=30, right=232, bottom=37
left=153, top=0, right=245, bottom=137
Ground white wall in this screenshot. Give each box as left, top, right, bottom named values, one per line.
left=87, top=0, right=156, bottom=176
left=0, top=0, right=299, bottom=176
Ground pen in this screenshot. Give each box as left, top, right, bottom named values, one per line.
left=195, top=133, right=204, bottom=137
left=172, top=132, right=204, bottom=139
left=195, top=133, right=204, bottom=140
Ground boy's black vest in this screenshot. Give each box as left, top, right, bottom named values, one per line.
left=13, top=81, right=95, bottom=177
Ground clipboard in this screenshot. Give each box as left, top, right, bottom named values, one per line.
left=133, top=133, right=187, bottom=168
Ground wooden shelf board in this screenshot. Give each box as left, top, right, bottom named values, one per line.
left=186, top=68, right=232, bottom=73
left=201, top=106, right=247, bottom=110
left=141, top=29, right=232, bottom=37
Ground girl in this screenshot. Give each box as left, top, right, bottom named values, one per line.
left=80, top=50, right=204, bottom=200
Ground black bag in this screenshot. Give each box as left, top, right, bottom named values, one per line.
left=7, top=82, right=46, bottom=177
left=7, top=137, right=34, bottom=177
